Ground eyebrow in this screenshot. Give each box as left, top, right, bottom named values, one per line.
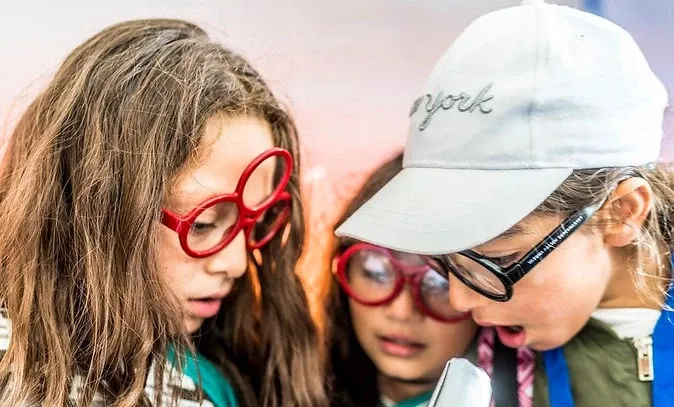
left=167, top=188, right=210, bottom=214
left=490, top=223, right=529, bottom=241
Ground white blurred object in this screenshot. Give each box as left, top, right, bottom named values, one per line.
left=428, top=358, right=492, bottom=407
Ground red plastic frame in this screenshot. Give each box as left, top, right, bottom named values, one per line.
left=334, top=242, right=470, bottom=323
left=161, top=147, right=292, bottom=258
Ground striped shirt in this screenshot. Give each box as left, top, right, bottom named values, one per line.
left=0, top=311, right=226, bottom=406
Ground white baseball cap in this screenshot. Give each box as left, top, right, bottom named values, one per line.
left=336, top=0, right=669, bottom=254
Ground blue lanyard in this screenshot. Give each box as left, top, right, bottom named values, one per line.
left=542, top=282, right=674, bottom=407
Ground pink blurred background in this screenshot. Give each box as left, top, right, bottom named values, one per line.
left=1, top=0, right=672, bottom=321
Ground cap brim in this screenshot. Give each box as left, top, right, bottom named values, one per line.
left=335, top=167, right=572, bottom=254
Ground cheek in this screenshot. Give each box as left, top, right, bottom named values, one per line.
left=511, top=235, right=611, bottom=324
left=348, top=300, right=389, bottom=357
left=157, top=227, right=197, bottom=299
left=348, top=300, right=378, bottom=341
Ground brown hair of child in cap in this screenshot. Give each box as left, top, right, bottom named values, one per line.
left=536, top=164, right=674, bottom=306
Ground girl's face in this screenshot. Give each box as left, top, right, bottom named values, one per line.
left=158, top=115, right=275, bottom=334
left=347, top=249, right=478, bottom=387
left=446, top=207, right=649, bottom=351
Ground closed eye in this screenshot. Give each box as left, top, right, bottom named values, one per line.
left=482, top=253, right=520, bottom=268
left=190, top=221, right=217, bottom=235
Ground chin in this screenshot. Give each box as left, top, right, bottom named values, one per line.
left=527, top=336, right=565, bottom=351
left=383, top=369, right=419, bottom=381
left=185, top=317, right=204, bottom=334
left=378, top=362, right=430, bottom=382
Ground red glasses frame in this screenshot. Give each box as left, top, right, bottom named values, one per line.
left=334, top=242, right=470, bottom=323
left=161, top=147, right=292, bottom=258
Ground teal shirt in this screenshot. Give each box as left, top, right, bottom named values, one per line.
left=381, top=390, right=434, bottom=407
left=168, top=347, right=238, bottom=407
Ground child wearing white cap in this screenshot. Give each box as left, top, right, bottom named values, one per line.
left=337, top=0, right=671, bottom=406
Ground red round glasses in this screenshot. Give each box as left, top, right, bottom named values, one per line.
left=334, top=242, right=470, bottom=323
left=161, top=147, right=292, bottom=258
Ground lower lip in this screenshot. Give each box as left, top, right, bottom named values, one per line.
left=188, top=298, right=222, bottom=319
left=495, top=326, right=527, bottom=348
left=377, top=336, right=426, bottom=358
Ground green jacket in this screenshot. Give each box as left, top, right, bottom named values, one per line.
left=533, top=318, right=651, bottom=407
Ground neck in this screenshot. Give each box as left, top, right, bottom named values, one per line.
left=600, top=251, right=669, bottom=310
left=377, top=373, right=434, bottom=403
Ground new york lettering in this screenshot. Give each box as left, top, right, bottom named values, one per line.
left=409, top=83, right=494, bottom=131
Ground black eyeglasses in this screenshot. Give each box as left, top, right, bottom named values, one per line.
left=424, top=196, right=610, bottom=302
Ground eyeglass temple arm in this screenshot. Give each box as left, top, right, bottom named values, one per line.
left=516, top=200, right=606, bottom=278
left=517, top=173, right=638, bottom=276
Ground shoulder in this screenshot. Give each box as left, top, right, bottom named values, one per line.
left=534, top=320, right=651, bottom=407
left=0, top=311, right=217, bottom=407
left=145, top=359, right=219, bottom=407
left=70, top=361, right=219, bottom=406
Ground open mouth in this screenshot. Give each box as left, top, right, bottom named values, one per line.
left=377, top=335, right=427, bottom=357
left=508, top=325, right=523, bottom=332
left=194, top=296, right=218, bottom=302
left=495, top=325, right=526, bottom=348
left=188, top=297, right=222, bottom=319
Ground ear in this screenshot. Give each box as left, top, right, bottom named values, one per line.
left=603, top=177, right=653, bottom=248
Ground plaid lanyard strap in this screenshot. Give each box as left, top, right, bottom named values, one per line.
left=477, top=327, right=534, bottom=407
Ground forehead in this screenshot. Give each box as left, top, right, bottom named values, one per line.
left=349, top=244, right=426, bottom=265
left=476, top=214, right=561, bottom=249
left=390, top=250, right=425, bottom=265
left=170, top=115, right=275, bottom=206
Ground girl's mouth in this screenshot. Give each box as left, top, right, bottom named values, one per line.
left=188, top=297, right=222, bottom=319
left=495, top=325, right=526, bottom=348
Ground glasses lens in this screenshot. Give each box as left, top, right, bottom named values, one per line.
left=445, top=254, right=507, bottom=296
left=248, top=197, right=291, bottom=248
left=344, top=248, right=397, bottom=302
left=187, top=201, right=239, bottom=252
left=242, top=153, right=289, bottom=210
left=418, top=268, right=466, bottom=320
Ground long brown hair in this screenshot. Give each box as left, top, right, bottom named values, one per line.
left=326, top=152, right=403, bottom=407
left=0, top=19, right=326, bottom=407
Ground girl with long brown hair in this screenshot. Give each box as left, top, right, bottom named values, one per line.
left=0, top=18, right=326, bottom=407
